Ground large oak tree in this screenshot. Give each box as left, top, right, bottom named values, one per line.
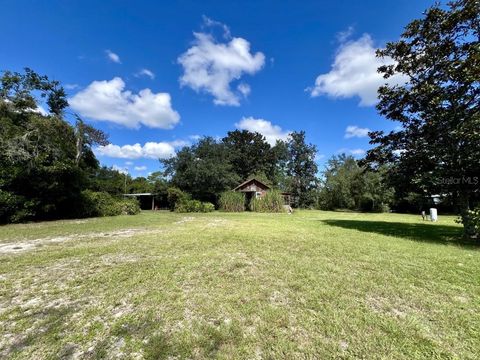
left=366, top=0, right=480, bottom=237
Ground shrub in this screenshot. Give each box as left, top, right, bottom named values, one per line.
left=202, top=202, right=215, bottom=212
left=358, top=195, right=390, bottom=213
left=118, top=198, right=141, bottom=215
left=79, top=190, right=140, bottom=217
left=167, top=187, right=190, bottom=211
left=457, top=206, right=480, bottom=240
left=219, top=191, right=245, bottom=212
left=174, top=199, right=215, bottom=213
left=0, top=190, right=26, bottom=223
left=250, top=190, right=285, bottom=213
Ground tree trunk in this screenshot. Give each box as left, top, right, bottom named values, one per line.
left=75, top=136, right=82, bottom=165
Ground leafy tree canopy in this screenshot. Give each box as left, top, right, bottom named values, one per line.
left=366, top=0, right=480, bottom=236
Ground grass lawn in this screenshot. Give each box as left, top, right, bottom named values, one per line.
left=0, top=210, right=479, bottom=359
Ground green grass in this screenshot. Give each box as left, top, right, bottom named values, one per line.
left=0, top=210, right=479, bottom=359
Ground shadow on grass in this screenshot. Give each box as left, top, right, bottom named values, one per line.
left=322, top=219, right=477, bottom=247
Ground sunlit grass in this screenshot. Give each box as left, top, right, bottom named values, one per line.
left=0, top=210, right=478, bottom=359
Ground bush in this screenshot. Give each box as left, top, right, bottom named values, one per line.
left=79, top=190, right=140, bottom=217
left=118, top=198, right=142, bottom=215
left=0, top=190, right=25, bottom=223
left=358, top=195, right=390, bottom=213
left=167, top=187, right=190, bottom=211
left=202, top=202, right=215, bottom=212
left=174, top=199, right=215, bottom=213
left=250, top=190, right=285, bottom=213
left=219, top=191, right=245, bottom=212
left=458, top=206, right=480, bottom=239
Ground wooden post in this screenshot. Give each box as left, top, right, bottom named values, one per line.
left=151, top=196, right=154, bottom=210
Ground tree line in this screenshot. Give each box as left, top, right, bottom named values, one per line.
left=0, top=0, right=478, bottom=238
left=0, top=69, right=140, bottom=222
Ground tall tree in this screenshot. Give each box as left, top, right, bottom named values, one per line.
left=319, top=154, right=363, bottom=210
left=0, top=68, right=68, bottom=115
left=286, top=131, right=319, bottom=208
left=0, top=68, right=106, bottom=222
left=74, top=114, right=109, bottom=165
left=366, top=0, right=480, bottom=237
left=162, top=137, right=239, bottom=204
left=222, top=130, right=272, bottom=181
left=89, top=166, right=129, bottom=195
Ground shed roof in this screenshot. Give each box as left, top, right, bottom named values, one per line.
left=233, top=178, right=270, bottom=191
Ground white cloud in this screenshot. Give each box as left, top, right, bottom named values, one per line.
left=112, top=165, right=128, bottom=174
left=202, top=15, right=231, bottom=39
left=336, top=26, right=354, bottom=43
left=6, top=99, right=49, bottom=116
left=178, top=18, right=265, bottom=106
left=189, top=134, right=201, bottom=141
left=338, top=148, right=366, bottom=156
left=235, top=117, right=290, bottom=146
left=30, top=105, right=49, bottom=116
left=136, top=68, right=155, bottom=79
left=134, top=166, right=147, bottom=171
left=315, top=154, right=326, bottom=162
left=105, top=49, right=121, bottom=64
left=125, top=161, right=133, bottom=166
left=350, top=148, right=366, bottom=156
left=237, top=83, right=251, bottom=97
left=308, top=34, right=407, bottom=106
left=344, top=125, right=370, bottom=139
left=96, top=141, right=185, bottom=160
left=169, top=139, right=190, bottom=148
left=69, top=77, right=180, bottom=129
left=65, top=83, right=79, bottom=90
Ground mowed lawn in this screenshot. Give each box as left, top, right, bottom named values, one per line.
left=0, top=211, right=479, bottom=359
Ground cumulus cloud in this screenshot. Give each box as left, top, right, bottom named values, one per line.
left=112, top=165, right=128, bottom=174
left=69, top=77, right=180, bottom=129
left=105, top=49, right=121, bottom=64
left=134, top=166, right=147, bottom=171
left=178, top=18, right=265, bottom=106
left=235, top=117, right=290, bottom=146
left=202, top=15, right=231, bottom=39
left=344, top=125, right=370, bottom=139
left=308, top=34, right=407, bottom=106
left=336, top=26, right=355, bottom=43
left=95, top=141, right=185, bottom=160
left=136, top=68, right=155, bottom=79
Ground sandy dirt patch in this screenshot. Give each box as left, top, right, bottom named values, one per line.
left=0, top=228, right=161, bottom=255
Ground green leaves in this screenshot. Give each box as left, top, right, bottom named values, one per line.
left=367, top=0, right=480, bottom=234
left=0, top=67, right=69, bottom=115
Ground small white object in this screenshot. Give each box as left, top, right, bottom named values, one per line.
left=429, top=208, right=438, bottom=222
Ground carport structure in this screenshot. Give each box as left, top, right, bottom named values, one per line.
left=123, top=193, right=156, bottom=210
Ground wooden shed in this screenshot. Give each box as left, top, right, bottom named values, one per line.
left=233, top=178, right=292, bottom=206
left=234, top=178, right=270, bottom=199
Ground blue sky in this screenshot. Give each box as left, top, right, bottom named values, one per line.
left=1, top=0, right=435, bottom=177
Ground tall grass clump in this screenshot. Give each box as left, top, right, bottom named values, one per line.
left=219, top=191, right=245, bottom=212
left=250, top=190, right=285, bottom=212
